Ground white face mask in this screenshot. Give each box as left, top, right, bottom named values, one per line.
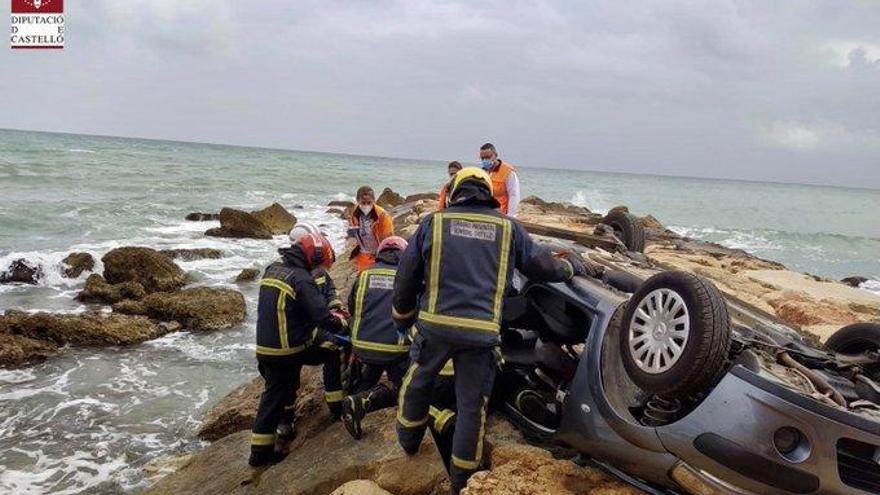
left=359, top=204, right=372, bottom=215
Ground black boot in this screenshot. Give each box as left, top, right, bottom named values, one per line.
left=342, top=395, right=366, bottom=440
left=248, top=448, right=288, bottom=467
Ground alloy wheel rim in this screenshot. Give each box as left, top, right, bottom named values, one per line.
left=628, top=288, right=690, bottom=374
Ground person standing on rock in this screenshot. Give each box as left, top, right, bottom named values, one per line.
left=340, top=236, right=410, bottom=440
left=437, top=161, right=463, bottom=209
left=348, top=186, right=394, bottom=272
left=479, top=143, right=520, bottom=217
left=391, top=167, right=589, bottom=493
left=249, top=233, right=349, bottom=467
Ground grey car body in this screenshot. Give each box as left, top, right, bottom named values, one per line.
left=499, top=274, right=880, bottom=495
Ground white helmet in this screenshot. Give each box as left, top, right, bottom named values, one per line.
left=288, top=222, right=323, bottom=244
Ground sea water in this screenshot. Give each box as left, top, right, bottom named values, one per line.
left=0, top=129, right=878, bottom=493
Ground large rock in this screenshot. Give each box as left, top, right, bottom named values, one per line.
left=234, top=268, right=260, bottom=283
left=61, top=252, right=95, bottom=278
left=159, top=248, right=224, bottom=261
left=0, top=259, right=41, bottom=284
left=251, top=203, right=297, bottom=235
left=147, top=408, right=446, bottom=495
left=330, top=480, right=394, bottom=495
left=205, top=208, right=274, bottom=239
left=463, top=441, right=641, bottom=495
left=0, top=310, right=180, bottom=348
left=841, top=276, right=868, bottom=288
left=0, top=333, right=59, bottom=368
left=115, top=288, right=246, bottom=332
left=185, top=212, right=220, bottom=221
left=76, top=274, right=147, bottom=304
left=376, top=188, right=404, bottom=208
left=403, top=192, right=439, bottom=203
left=102, top=247, right=187, bottom=293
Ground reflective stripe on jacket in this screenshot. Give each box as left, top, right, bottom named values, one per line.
left=348, top=262, right=408, bottom=363
left=393, top=204, right=571, bottom=347
left=313, top=267, right=342, bottom=309
left=256, top=262, right=330, bottom=357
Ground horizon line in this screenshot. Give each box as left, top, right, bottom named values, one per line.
left=2, top=127, right=877, bottom=193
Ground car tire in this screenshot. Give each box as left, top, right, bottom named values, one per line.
left=620, top=271, right=731, bottom=398
left=826, top=323, right=880, bottom=354
left=600, top=210, right=645, bottom=253
left=826, top=323, right=880, bottom=380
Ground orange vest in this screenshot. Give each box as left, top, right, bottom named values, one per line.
left=489, top=161, right=515, bottom=214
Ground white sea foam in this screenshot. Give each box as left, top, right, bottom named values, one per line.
left=570, top=189, right=612, bottom=215
left=65, top=149, right=95, bottom=153
left=861, top=279, right=880, bottom=296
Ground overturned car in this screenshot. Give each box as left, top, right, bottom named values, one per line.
left=492, top=261, right=880, bottom=495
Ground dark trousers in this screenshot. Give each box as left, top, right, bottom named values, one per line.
left=396, top=332, right=496, bottom=490
left=251, top=344, right=344, bottom=452
left=352, top=356, right=409, bottom=413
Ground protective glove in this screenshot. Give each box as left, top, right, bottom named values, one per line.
left=561, top=252, right=604, bottom=280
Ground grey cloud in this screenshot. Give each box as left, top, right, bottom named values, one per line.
left=1, top=0, right=878, bottom=188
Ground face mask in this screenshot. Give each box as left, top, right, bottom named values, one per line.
left=481, top=159, right=494, bottom=170
left=359, top=204, right=372, bottom=215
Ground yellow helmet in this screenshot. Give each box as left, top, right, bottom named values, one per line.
left=450, top=167, right=494, bottom=200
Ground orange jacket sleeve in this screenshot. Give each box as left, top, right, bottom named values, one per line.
left=377, top=208, right=394, bottom=240
left=437, top=183, right=447, bottom=210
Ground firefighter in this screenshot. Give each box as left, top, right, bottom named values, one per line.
left=340, top=235, right=410, bottom=440
left=289, top=223, right=345, bottom=310
left=249, top=233, right=349, bottom=467
left=392, top=167, right=593, bottom=493
left=348, top=186, right=394, bottom=272
left=273, top=223, right=349, bottom=441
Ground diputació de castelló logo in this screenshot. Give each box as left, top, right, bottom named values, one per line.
left=11, top=0, right=64, bottom=49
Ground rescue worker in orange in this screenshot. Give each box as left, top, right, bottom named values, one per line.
left=479, top=142, right=521, bottom=217
left=392, top=168, right=589, bottom=493
left=437, top=161, right=462, bottom=209
left=348, top=186, right=394, bottom=271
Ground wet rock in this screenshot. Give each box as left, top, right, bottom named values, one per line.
left=205, top=208, right=274, bottom=239
left=76, top=274, right=147, bottom=304
left=61, top=252, right=95, bottom=278
left=112, top=299, right=147, bottom=315
left=197, top=375, right=265, bottom=441
left=376, top=187, right=404, bottom=208
left=251, top=203, right=297, bottom=235
left=841, top=276, right=868, bottom=288
left=0, top=333, right=59, bottom=368
left=119, top=288, right=246, bottom=332
left=330, top=480, right=394, bottom=495
left=326, top=207, right=344, bottom=216
left=159, top=248, right=224, bottom=261
left=185, top=212, right=220, bottom=221
left=234, top=268, right=259, bottom=283
left=522, top=195, right=592, bottom=216
left=642, top=214, right=664, bottom=230
left=0, top=310, right=181, bottom=347
left=102, top=247, right=187, bottom=293
left=0, top=259, right=42, bottom=285
left=328, top=200, right=355, bottom=209
left=404, top=192, right=439, bottom=203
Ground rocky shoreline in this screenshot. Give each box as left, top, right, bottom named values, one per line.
left=3, top=192, right=879, bottom=494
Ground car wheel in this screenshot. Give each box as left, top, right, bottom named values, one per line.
left=600, top=210, right=645, bottom=253
left=620, top=271, right=731, bottom=398
left=826, top=323, right=880, bottom=379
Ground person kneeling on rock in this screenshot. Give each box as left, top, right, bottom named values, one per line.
left=341, top=236, right=411, bottom=440
left=272, top=222, right=349, bottom=439
left=250, top=232, right=349, bottom=467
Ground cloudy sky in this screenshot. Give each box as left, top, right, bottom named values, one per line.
left=2, top=0, right=879, bottom=188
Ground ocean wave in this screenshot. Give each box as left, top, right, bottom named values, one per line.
left=861, top=279, right=880, bottom=296
left=569, top=189, right=611, bottom=215
left=65, top=149, right=95, bottom=154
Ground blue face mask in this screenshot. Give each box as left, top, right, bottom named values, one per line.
left=480, top=159, right=494, bottom=170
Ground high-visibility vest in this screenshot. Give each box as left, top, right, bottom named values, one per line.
left=489, top=161, right=515, bottom=215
